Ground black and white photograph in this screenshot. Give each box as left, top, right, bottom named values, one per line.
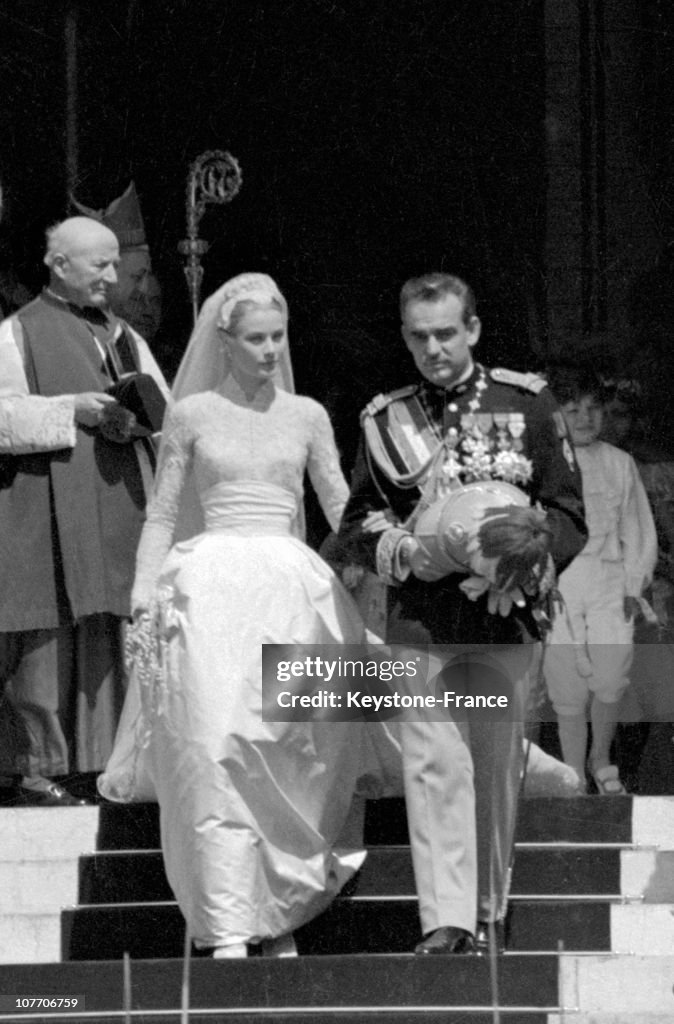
left=1, top=1, right=673, bottom=1020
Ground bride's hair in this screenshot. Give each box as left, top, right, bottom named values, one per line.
left=222, top=295, right=286, bottom=335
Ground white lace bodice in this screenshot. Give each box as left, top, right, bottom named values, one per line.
left=131, top=377, right=348, bottom=609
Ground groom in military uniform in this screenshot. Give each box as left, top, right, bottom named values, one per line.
left=338, top=272, right=586, bottom=954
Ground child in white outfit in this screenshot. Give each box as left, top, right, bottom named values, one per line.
left=545, top=370, right=657, bottom=793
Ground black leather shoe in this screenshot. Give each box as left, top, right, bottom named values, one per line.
left=474, top=919, right=506, bottom=956
left=16, top=783, right=90, bottom=807
left=414, top=926, right=475, bottom=955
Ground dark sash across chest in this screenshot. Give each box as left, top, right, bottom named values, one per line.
left=363, top=391, right=442, bottom=487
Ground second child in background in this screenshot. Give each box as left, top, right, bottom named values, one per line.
left=544, top=369, right=657, bottom=794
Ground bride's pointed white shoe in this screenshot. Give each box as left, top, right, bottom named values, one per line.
left=212, top=942, right=248, bottom=959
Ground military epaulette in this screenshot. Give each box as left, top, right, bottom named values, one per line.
left=490, top=367, right=548, bottom=394
left=360, top=384, right=419, bottom=424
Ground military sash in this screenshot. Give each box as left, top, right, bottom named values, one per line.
left=362, top=387, right=443, bottom=488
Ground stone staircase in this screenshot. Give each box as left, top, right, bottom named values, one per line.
left=1, top=796, right=673, bottom=1022
left=0, top=807, right=98, bottom=965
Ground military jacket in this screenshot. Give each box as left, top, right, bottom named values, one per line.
left=337, top=364, right=587, bottom=643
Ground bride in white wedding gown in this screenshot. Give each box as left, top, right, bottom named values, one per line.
left=98, top=273, right=378, bottom=958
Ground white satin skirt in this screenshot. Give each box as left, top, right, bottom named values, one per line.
left=99, top=481, right=391, bottom=948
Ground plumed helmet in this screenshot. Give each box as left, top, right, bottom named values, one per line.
left=413, top=480, right=533, bottom=580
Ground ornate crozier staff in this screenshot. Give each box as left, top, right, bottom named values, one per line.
left=178, top=150, right=242, bottom=324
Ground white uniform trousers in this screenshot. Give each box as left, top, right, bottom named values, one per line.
left=398, top=644, right=531, bottom=934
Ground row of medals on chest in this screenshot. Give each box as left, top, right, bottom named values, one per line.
left=426, top=368, right=526, bottom=455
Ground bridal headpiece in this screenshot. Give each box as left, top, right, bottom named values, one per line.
left=172, top=272, right=295, bottom=401
left=217, top=272, right=287, bottom=333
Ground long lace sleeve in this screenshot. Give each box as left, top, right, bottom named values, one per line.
left=131, top=402, right=195, bottom=610
left=306, top=401, right=349, bottom=533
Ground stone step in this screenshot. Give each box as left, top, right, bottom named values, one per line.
left=62, top=899, right=674, bottom=961
left=61, top=899, right=628, bottom=959
left=558, top=953, right=674, bottom=1014
left=548, top=1017, right=674, bottom=1024
left=0, top=912, right=61, bottom=965
left=94, top=795, right=674, bottom=851
left=78, top=844, right=674, bottom=905
left=0, top=807, right=99, bottom=964
left=365, top=796, right=637, bottom=847
left=0, top=1011, right=553, bottom=1019
left=1, top=859, right=83, bottom=913
left=1, top=955, right=672, bottom=1020
left=0, top=796, right=667, bottom=858
left=0, top=806, right=99, bottom=861
left=0, top=954, right=560, bottom=1015
left=1, top=796, right=669, bottom=855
